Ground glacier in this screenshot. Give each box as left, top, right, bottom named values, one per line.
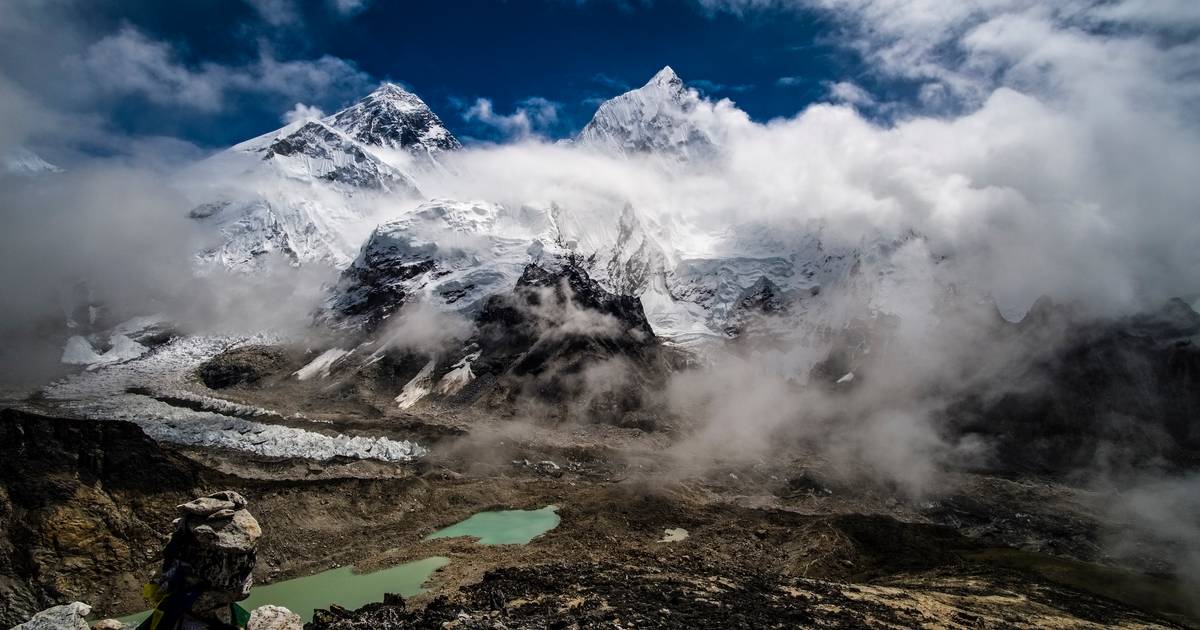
left=45, top=334, right=426, bottom=462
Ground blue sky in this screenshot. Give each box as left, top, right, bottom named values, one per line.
left=5, top=0, right=876, bottom=149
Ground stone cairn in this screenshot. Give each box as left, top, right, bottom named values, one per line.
left=160, top=490, right=261, bottom=622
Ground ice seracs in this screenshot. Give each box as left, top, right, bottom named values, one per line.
left=44, top=334, right=427, bottom=462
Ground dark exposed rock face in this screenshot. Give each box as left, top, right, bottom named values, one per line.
left=326, top=83, right=462, bottom=160
left=473, top=261, right=658, bottom=374
left=949, top=297, right=1200, bottom=476
left=329, top=253, right=437, bottom=331
left=198, top=346, right=289, bottom=389
left=263, top=121, right=418, bottom=192
left=810, top=295, right=1200, bottom=476
left=464, top=261, right=675, bottom=424
left=723, top=275, right=790, bottom=338
left=0, top=409, right=201, bottom=627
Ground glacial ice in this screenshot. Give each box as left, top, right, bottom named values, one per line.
left=44, top=335, right=426, bottom=462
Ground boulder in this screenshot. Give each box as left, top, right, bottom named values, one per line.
left=190, top=509, right=261, bottom=552
left=247, top=605, right=303, bottom=630
left=197, top=346, right=287, bottom=389
left=10, top=602, right=91, bottom=630
left=91, top=620, right=125, bottom=630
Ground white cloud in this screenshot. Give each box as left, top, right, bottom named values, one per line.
left=776, top=75, right=804, bottom=86
left=245, top=0, right=301, bottom=26
left=76, top=27, right=226, bottom=111
left=330, top=0, right=371, bottom=16
left=826, top=80, right=874, bottom=106
left=430, top=1, right=1200, bottom=318
left=690, top=79, right=753, bottom=94
left=703, top=0, right=1200, bottom=111
left=462, top=96, right=562, bottom=139
left=71, top=27, right=372, bottom=113
left=592, top=72, right=631, bottom=92
left=282, top=102, right=325, bottom=124
left=1090, top=0, right=1200, bottom=31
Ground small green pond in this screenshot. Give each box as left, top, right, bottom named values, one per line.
left=117, top=556, right=448, bottom=626
left=425, top=505, right=560, bottom=545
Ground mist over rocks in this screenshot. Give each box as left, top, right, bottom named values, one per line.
left=944, top=297, right=1200, bottom=477
left=465, top=260, right=674, bottom=420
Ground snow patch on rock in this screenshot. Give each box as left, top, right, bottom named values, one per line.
left=294, top=348, right=351, bottom=381
left=395, top=358, right=436, bottom=409
left=435, top=351, right=479, bottom=396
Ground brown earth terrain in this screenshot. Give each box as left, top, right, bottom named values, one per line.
left=1, top=404, right=1196, bottom=629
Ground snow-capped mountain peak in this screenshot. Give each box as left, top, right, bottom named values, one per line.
left=3, top=145, right=63, bottom=177
left=180, top=81, right=465, bottom=270
left=576, top=65, right=717, bottom=161
left=256, top=119, right=420, bottom=193
left=648, top=65, right=683, bottom=89
left=325, top=82, right=461, bottom=165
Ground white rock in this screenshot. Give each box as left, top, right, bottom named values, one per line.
left=247, top=605, right=303, bottom=630
left=11, top=602, right=91, bottom=630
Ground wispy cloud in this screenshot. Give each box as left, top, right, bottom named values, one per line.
left=245, top=0, right=372, bottom=28
left=245, top=0, right=301, bottom=26
left=691, top=79, right=754, bottom=94
left=460, top=96, right=563, bottom=140
left=281, top=102, right=325, bottom=124
left=775, top=75, right=804, bottom=87
left=591, top=72, right=631, bottom=92
left=826, top=80, right=874, bottom=107
left=329, top=0, right=372, bottom=16
left=69, top=27, right=372, bottom=113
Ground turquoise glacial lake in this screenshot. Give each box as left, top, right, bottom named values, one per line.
left=117, top=556, right=449, bottom=625
left=425, top=505, right=560, bottom=545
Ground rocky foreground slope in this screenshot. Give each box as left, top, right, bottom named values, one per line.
left=0, top=409, right=202, bottom=625
left=3, top=406, right=1194, bottom=628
